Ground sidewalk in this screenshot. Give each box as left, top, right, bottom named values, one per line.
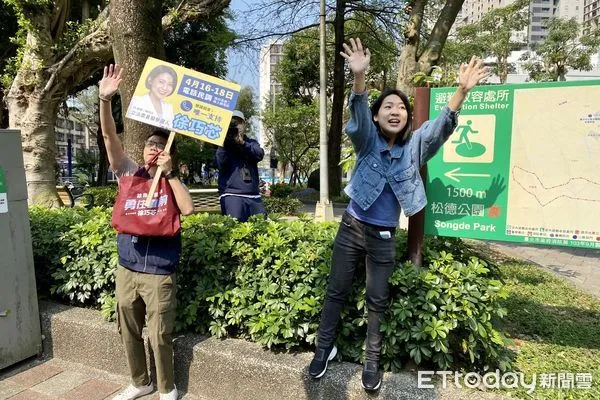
left=0, top=358, right=204, bottom=400
left=0, top=353, right=506, bottom=400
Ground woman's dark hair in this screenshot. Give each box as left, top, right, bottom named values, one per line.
left=145, top=65, right=178, bottom=96
left=147, top=129, right=177, bottom=156
left=370, top=89, right=412, bottom=145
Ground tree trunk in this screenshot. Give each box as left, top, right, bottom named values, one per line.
left=397, top=0, right=464, bottom=95
left=499, top=54, right=508, bottom=84
left=8, top=94, right=62, bottom=206
left=557, top=64, right=566, bottom=81
left=82, top=0, right=90, bottom=21
left=417, top=0, right=465, bottom=76
left=396, top=0, right=427, bottom=94
left=327, top=0, right=345, bottom=197
left=6, top=6, right=111, bottom=205
left=109, top=0, right=166, bottom=164
left=397, top=41, right=419, bottom=95
left=6, top=9, right=73, bottom=206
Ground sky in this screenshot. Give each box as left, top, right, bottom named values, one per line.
left=225, top=0, right=260, bottom=92
left=225, top=0, right=320, bottom=94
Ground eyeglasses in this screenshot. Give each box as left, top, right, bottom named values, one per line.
left=145, top=140, right=166, bottom=150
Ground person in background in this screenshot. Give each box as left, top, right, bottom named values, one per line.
left=214, top=110, right=266, bottom=222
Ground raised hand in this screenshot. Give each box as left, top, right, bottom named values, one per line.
left=458, top=57, right=490, bottom=92
left=340, top=38, right=371, bottom=75
left=99, top=64, right=123, bottom=101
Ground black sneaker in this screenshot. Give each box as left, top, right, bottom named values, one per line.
left=308, top=344, right=337, bottom=379
left=361, top=361, right=382, bottom=391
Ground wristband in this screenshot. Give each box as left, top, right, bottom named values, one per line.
left=164, top=170, right=178, bottom=180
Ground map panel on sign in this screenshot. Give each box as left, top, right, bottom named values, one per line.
left=506, top=86, right=600, bottom=241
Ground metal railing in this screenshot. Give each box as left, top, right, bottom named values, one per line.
left=189, top=188, right=220, bottom=212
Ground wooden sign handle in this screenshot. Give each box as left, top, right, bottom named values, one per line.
left=145, top=131, right=176, bottom=207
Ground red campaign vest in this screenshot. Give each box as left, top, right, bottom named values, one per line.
left=112, top=167, right=181, bottom=237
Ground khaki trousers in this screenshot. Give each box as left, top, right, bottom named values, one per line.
left=115, top=266, right=177, bottom=393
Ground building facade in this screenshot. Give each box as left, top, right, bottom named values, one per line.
left=584, top=0, right=600, bottom=34
left=258, top=40, right=284, bottom=170
left=457, top=0, right=584, bottom=46
left=55, top=113, right=99, bottom=178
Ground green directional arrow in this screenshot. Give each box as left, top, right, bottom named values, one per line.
left=444, top=167, right=490, bottom=183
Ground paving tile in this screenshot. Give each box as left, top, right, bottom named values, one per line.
left=102, top=391, right=159, bottom=400
left=7, top=364, right=63, bottom=388
left=31, top=371, right=90, bottom=397
left=582, top=259, right=600, bottom=268
left=0, top=379, right=26, bottom=400
left=60, top=379, right=121, bottom=400
left=6, top=390, right=55, bottom=400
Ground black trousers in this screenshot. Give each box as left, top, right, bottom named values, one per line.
left=316, top=211, right=396, bottom=363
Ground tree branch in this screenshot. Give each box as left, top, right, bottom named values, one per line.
left=43, top=0, right=231, bottom=100
left=162, top=0, right=231, bottom=33
left=418, top=0, right=465, bottom=71
left=234, top=23, right=323, bottom=45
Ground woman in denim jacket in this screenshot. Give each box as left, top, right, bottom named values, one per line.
left=308, top=38, right=490, bottom=391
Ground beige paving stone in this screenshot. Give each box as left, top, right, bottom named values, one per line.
left=6, top=389, right=55, bottom=400
left=60, top=379, right=121, bottom=400
left=31, top=371, right=90, bottom=397
left=0, top=379, right=26, bottom=400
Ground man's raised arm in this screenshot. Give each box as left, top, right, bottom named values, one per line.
left=99, top=64, right=127, bottom=173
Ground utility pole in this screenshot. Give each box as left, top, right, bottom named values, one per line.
left=315, top=0, right=334, bottom=221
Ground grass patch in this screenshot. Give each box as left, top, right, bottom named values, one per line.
left=497, top=262, right=600, bottom=399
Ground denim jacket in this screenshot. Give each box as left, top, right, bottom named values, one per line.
left=343, top=91, right=458, bottom=217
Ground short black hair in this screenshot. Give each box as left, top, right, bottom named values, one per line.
left=370, top=89, right=413, bottom=146
left=147, top=129, right=177, bottom=155
left=145, top=65, right=178, bottom=96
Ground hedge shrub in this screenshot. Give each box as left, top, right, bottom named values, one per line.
left=83, top=186, right=118, bottom=207
left=262, top=197, right=303, bottom=216
left=29, top=207, right=511, bottom=372
left=83, top=185, right=300, bottom=215
left=270, top=183, right=295, bottom=198
left=30, top=206, right=91, bottom=296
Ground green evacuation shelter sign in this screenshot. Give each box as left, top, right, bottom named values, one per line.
left=0, top=167, right=7, bottom=213
left=425, top=80, right=600, bottom=249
